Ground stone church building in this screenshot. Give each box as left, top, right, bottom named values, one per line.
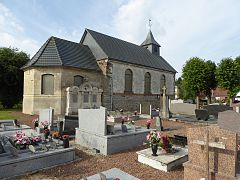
left=22, top=29, right=176, bottom=115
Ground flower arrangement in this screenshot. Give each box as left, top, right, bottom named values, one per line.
left=41, top=120, right=49, bottom=129
left=62, top=135, right=69, bottom=139
left=146, top=119, right=152, bottom=129
left=159, top=135, right=173, bottom=153
left=14, top=131, right=31, bottom=149
left=30, top=136, right=42, bottom=145
left=128, top=120, right=135, bottom=125
left=134, top=111, right=138, bottom=115
left=52, top=132, right=59, bottom=139
left=32, top=118, right=39, bottom=124
left=146, top=131, right=161, bottom=147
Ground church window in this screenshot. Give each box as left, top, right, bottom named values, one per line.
left=124, top=69, right=133, bottom=93
left=160, top=74, right=166, bottom=94
left=74, top=75, right=84, bottom=86
left=154, top=46, right=158, bottom=53
left=144, top=72, right=151, bottom=94
left=41, top=74, right=54, bottom=95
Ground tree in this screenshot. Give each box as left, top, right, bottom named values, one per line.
left=0, top=47, right=29, bottom=108
left=175, top=77, right=195, bottom=101
left=216, top=57, right=240, bottom=105
left=204, top=60, right=217, bottom=103
left=182, top=57, right=213, bottom=108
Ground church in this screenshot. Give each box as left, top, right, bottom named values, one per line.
left=22, top=28, right=176, bottom=115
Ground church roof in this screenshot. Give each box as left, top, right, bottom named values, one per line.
left=141, top=30, right=161, bottom=47
left=81, top=29, right=176, bottom=73
left=22, top=36, right=99, bottom=70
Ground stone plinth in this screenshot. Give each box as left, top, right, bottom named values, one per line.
left=87, top=168, right=140, bottom=180
left=0, top=147, right=75, bottom=179
left=137, top=147, right=188, bottom=172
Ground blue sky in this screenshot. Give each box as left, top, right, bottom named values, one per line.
left=0, top=0, right=240, bottom=77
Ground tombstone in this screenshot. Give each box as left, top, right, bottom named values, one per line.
left=218, top=110, right=240, bottom=134
left=161, top=86, right=169, bottom=118
left=39, top=108, right=54, bottom=129
left=29, top=145, right=36, bottom=153
left=184, top=126, right=238, bottom=180
left=121, top=124, right=128, bottom=133
left=155, top=116, right=163, bottom=131
left=58, top=121, right=64, bottom=137
left=195, top=109, right=209, bottom=121
left=9, top=146, right=18, bottom=157
left=203, top=104, right=233, bottom=118
left=78, top=106, right=107, bottom=136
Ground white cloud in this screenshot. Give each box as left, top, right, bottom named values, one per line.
left=112, top=0, right=240, bottom=76
left=0, top=3, right=39, bottom=56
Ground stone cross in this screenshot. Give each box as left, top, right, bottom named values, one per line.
left=161, top=86, right=169, bottom=119
left=192, top=128, right=226, bottom=180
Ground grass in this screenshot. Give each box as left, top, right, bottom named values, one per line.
left=0, top=109, right=20, bottom=120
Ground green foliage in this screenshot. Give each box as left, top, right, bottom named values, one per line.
left=204, top=60, right=217, bottom=97
left=175, top=77, right=195, bottom=100
left=215, top=57, right=240, bottom=98
left=0, top=47, right=29, bottom=108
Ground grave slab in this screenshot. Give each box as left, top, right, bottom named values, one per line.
left=0, top=147, right=75, bottom=179
left=87, top=168, right=140, bottom=180
left=137, top=146, right=188, bottom=172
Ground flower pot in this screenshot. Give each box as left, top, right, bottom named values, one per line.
left=44, top=131, right=50, bottom=139
left=151, top=144, right=158, bottom=156
left=63, top=138, right=69, bottom=148
left=34, top=122, right=39, bottom=129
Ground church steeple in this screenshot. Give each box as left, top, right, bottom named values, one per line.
left=141, top=29, right=161, bottom=56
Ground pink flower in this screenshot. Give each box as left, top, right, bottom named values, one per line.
left=146, top=134, right=151, bottom=141
left=157, top=132, right=161, bottom=138
left=146, top=119, right=152, bottom=125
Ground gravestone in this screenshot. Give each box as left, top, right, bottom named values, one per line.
left=218, top=110, right=240, bottom=134
left=203, top=104, right=233, bottom=118
left=195, top=109, right=209, bottom=121
left=184, top=126, right=238, bottom=180
left=39, top=108, right=54, bottom=128
left=58, top=121, right=64, bottom=137
left=155, top=116, right=163, bottom=131
left=78, top=106, right=107, bottom=136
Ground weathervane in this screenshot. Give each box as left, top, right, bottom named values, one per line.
left=148, top=19, right=152, bottom=30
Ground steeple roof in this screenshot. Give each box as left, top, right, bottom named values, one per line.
left=141, top=30, right=161, bottom=47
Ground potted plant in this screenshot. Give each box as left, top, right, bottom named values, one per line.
left=30, top=136, right=42, bottom=145
left=128, top=120, right=136, bottom=131
left=146, top=119, right=152, bottom=129
left=41, top=120, right=49, bottom=130
left=62, top=135, right=69, bottom=148
left=146, top=131, right=161, bottom=156
left=52, top=132, right=59, bottom=139
left=32, top=118, right=39, bottom=129
left=14, top=131, right=31, bottom=149
left=159, top=135, right=173, bottom=153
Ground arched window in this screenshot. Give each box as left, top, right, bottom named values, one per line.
left=160, top=74, right=166, bottom=94
left=74, top=75, right=84, bottom=86
left=41, top=74, right=54, bottom=95
left=124, top=69, right=133, bottom=92
left=144, top=72, right=151, bottom=94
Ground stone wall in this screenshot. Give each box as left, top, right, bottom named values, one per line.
left=112, top=93, right=160, bottom=112
left=111, top=61, right=175, bottom=95
left=23, top=67, right=103, bottom=115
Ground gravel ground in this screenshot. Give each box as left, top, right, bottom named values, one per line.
left=8, top=112, right=204, bottom=180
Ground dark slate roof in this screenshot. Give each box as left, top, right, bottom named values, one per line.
left=23, top=36, right=99, bottom=70
left=141, top=30, right=161, bottom=47
left=82, top=29, right=176, bottom=73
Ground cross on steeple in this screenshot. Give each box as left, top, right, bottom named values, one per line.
left=148, top=19, right=152, bottom=30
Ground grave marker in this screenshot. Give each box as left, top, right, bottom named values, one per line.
left=39, top=108, right=54, bottom=128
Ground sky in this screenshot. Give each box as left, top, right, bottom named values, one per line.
left=0, top=0, right=240, bottom=77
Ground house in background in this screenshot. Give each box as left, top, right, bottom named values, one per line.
left=212, top=87, right=228, bottom=102
left=22, top=29, right=176, bottom=115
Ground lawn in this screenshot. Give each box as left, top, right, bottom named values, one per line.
left=0, top=109, right=20, bottom=120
